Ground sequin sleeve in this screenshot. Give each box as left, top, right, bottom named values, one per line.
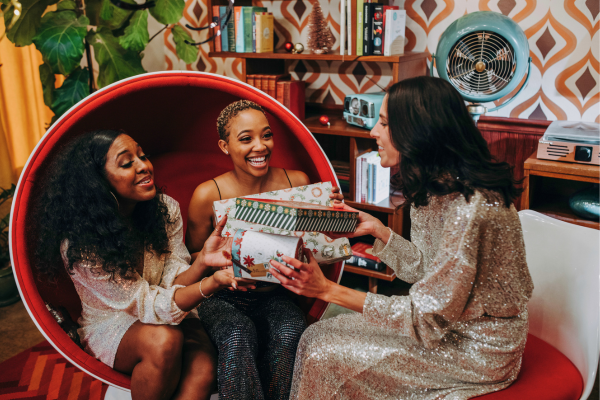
left=159, top=196, right=193, bottom=289
left=364, top=198, right=481, bottom=348
left=372, top=229, right=426, bottom=283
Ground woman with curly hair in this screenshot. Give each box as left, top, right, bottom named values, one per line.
left=33, top=130, right=254, bottom=400
left=270, top=77, right=534, bottom=399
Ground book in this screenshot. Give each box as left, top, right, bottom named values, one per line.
left=345, top=242, right=386, bottom=271
left=231, top=230, right=303, bottom=283
left=254, top=74, right=264, bottom=91
left=347, top=0, right=352, bottom=55
left=354, top=148, right=371, bottom=202
left=276, top=80, right=305, bottom=120
left=381, top=6, right=399, bottom=54
left=246, top=74, right=255, bottom=87
left=364, top=151, right=390, bottom=203
left=356, top=0, right=364, bottom=55
left=255, top=12, right=274, bottom=53
left=227, top=7, right=236, bottom=51
left=363, top=3, right=373, bottom=55
left=212, top=6, right=221, bottom=52
left=213, top=181, right=353, bottom=265
left=234, top=198, right=359, bottom=232
left=371, top=4, right=384, bottom=55
left=252, top=10, right=257, bottom=53
left=235, top=6, right=244, bottom=52
left=268, top=74, right=289, bottom=97
left=219, top=6, right=228, bottom=52
left=384, top=9, right=406, bottom=56
left=243, top=7, right=267, bottom=53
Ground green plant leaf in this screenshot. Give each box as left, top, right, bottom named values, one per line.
left=50, top=67, right=90, bottom=120
left=98, top=0, right=133, bottom=30
left=57, top=0, right=76, bottom=10
left=4, top=0, right=59, bottom=46
left=149, top=0, right=183, bottom=25
left=87, top=27, right=145, bottom=88
left=39, top=63, right=55, bottom=107
left=171, top=25, right=198, bottom=64
left=32, top=10, right=88, bottom=75
left=119, top=9, right=148, bottom=52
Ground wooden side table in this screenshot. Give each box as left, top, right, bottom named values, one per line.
left=521, top=153, right=599, bottom=230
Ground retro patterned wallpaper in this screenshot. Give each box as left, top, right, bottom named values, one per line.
left=154, top=0, right=599, bottom=122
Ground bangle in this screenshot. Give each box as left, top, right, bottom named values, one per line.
left=199, top=277, right=213, bottom=299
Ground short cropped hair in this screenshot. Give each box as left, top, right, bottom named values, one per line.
left=217, top=100, right=266, bottom=142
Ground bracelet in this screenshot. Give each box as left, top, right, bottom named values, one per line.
left=199, top=277, right=213, bottom=299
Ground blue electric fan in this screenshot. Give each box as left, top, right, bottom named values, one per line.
left=431, top=11, right=532, bottom=122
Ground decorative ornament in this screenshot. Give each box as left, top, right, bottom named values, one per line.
left=292, top=43, right=304, bottom=54
left=307, top=2, right=334, bottom=54
left=284, top=42, right=294, bottom=52
left=319, top=115, right=330, bottom=127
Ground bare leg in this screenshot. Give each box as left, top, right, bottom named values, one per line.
left=171, top=318, right=218, bottom=400
left=114, top=321, right=184, bottom=400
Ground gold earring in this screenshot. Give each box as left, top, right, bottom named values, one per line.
left=110, top=191, right=120, bottom=210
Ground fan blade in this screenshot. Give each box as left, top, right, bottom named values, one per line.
left=455, top=40, right=476, bottom=61
left=448, top=62, right=473, bottom=79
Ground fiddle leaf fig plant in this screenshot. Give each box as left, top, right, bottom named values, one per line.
left=0, top=0, right=200, bottom=122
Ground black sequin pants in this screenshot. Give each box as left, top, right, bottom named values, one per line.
left=198, top=287, right=306, bottom=400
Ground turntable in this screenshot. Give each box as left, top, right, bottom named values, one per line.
left=537, top=121, right=599, bottom=165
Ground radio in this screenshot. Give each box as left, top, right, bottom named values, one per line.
left=537, top=121, right=599, bottom=165
left=343, top=92, right=386, bottom=130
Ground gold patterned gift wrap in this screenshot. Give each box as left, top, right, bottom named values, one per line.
left=231, top=230, right=303, bottom=283
left=234, top=198, right=358, bottom=233
left=212, top=182, right=353, bottom=264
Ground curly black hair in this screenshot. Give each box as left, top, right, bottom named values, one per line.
left=217, top=100, right=266, bottom=142
left=32, top=129, right=173, bottom=282
left=387, top=76, right=522, bottom=208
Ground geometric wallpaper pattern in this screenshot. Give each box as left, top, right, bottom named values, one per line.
left=156, top=0, right=599, bottom=122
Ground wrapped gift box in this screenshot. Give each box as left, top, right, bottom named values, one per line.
left=213, top=181, right=353, bottom=264
left=232, top=230, right=303, bottom=283
left=234, top=198, right=358, bottom=232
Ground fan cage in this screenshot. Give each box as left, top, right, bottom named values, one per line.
left=445, top=31, right=516, bottom=97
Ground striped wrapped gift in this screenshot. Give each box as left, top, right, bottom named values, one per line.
left=234, top=198, right=358, bottom=233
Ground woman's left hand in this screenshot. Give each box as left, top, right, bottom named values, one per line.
left=330, top=186, right=345, bottom=209
left=269, top=248, right=331, bottom=299
left=196, top=215, right=233, bottom=271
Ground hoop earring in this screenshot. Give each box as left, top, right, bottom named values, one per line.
left=110, top=191, right=120, bottom=210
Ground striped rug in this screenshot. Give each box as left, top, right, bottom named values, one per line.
left=0, top=341, right=108, bottom=400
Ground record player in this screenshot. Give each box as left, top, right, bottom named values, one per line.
left=343, top=92, right=386, bottom=130
left=537, top=121, right=599, bottom=165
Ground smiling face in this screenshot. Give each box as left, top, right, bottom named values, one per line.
left=370, top=95, right=400, bottom=168
left=220, top=109, right=274, bottom=176
left=104, top=134, right=156, bottom=212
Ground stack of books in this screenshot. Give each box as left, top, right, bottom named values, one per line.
left=246, top=74, right=305, bottom=120
left=355, top=150, right=390, bottom=204
left=331, top=160, right=350, bottom=195
left=354, top=4, right=406, bottom=56
left=213, top=6, right=274, bottom=53
left=345, top=242, right=386, bottom=271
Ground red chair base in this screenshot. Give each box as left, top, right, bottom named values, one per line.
left=474, top=334, right=583, bottom=400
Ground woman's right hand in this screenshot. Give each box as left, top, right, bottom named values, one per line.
left=212, top=268, right=256, bottom=291
left=323, top=204, right=390, bottom=243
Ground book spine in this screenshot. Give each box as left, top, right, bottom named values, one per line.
left=371, top=160, right=376, bottom=202
left=243, top=8, right=252, bottom=53
left=361, top=155, right=368, bottom=203
left=367, top=162, right=372, bottom=203
left=347, top=0, right=352, bottom=55
left=384, top=9, right=392, bottom=56
left=227, top=8, right=236, bottom=51
left=276, top=81, right=285, bottom=103
left=363, top=3, right=371, bottom=55
left=356, top=0, right=364, bottom=55
left=268, top=76, right=276, bottom=97
left=252, top=12, right=257, bottom=53
left=235, top=7, right=244, bottom=52
left=355, top=154, right=361, bottom=202
left=265, top=14, right=274, bottom=52
left=220, top=6, right=228, bottom=51
left=247, top=74, right=255, bottom=87
left=212, top=6, right=221, bottom=52
left=381, top=6, right=398, bottom=55
left=346, top=255, right=385, bottom=271
left=340, top=0, right=345, bottom=55
left=372, top=4, right=384, bottom=55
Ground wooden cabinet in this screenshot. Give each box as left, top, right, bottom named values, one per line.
left=207, top=49, right=428, bottom=292
left=521, top=153, right=599, bottom=230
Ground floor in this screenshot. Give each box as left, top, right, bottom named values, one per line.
left=1, top=273, right=598, bottom=399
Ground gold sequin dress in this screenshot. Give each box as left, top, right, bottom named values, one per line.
left=61, top=195, right=198, bottom=368
left=290, top=190, right=534, bottom=400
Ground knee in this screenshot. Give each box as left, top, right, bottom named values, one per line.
left=273, top=316, right=306, bottom=349
left=144, top=325, right=184, bottom=367
left=220, top=318, right=257, bottom=355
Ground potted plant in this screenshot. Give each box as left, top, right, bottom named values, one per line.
left=0, top=184, right=19, bottom=307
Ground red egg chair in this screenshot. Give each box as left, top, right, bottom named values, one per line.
left=9, top=71, right=344, bottom=395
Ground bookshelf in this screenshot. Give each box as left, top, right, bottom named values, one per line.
left=206, top=11, right=429, bottom=291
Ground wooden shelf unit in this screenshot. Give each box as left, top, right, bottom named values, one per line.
left=205, top=7, right=429, bottom=290
left=521, top=153, right=599, bottom=230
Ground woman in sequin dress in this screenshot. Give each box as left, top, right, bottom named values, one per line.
left=33, top=130, right=255, bottom=400
left=186, top=100, right=345, bottom=400
left=270, top=77, right=534, bottom=400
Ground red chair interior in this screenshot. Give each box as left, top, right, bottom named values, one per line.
left=11, top=72, right=341, bottom=389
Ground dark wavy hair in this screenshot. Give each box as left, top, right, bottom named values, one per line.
left=387, top=76, right=521, bottom=208
left=32, top=130, right=173, bottom=282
